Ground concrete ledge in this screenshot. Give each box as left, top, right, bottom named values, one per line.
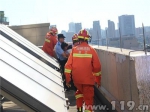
left=9, top=23, right=50, bottom=29
left=93, top=45, right=150, bottom=56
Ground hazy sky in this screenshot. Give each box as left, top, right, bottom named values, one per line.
left=0, top=0, right=150, bottom=32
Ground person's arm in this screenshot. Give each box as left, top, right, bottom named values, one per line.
left=67, top=45, right=72, bottom=50
left=56, top=45, right=68, bottom=59
left=65, top=45, right=72, bottom=57
left=53, top=46, right=57, bottom=59
left=92, top=48, right=102, bottom=87
left=62, top=52, right=68, bottom=58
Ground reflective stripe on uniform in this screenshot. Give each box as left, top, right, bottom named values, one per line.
left=75, top=94, right=83, bottom=99
left=79, top=107, right=82, bottom=111
left=65, top=69, right=71, bottom=73
left=73, top=38, right=78, bottom=40
left=78, top=36, right=89, bottom=40
left=84, top=110, right=91, bottom=112
left=73, top=53, right=92, bottom=58
left=45, top=39, right=50, bottom=43
left=94, top=71, right=101, bottom=76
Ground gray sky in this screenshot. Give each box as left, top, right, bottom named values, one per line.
left=0, top=0, right=150, bottom=32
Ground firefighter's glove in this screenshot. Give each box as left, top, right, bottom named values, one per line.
left=66, top=82, right=71, bottom=88
left=95, top=76, right=101, bottom=88
left=95, top=82, right=101, bottom=88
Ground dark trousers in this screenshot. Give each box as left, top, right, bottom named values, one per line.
left=58, top=59, right=76, bottom=91
left=57, top=59, right=69, bottom=90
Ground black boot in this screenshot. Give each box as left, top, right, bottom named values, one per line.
left=77, top=107, right=83, bottom=112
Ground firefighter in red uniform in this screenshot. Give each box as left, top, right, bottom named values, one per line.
left=65, top=29, right=101, bottom=112
left=42, top=27, right=58, bottom=57
left=72, top=34, right=79, bottom=47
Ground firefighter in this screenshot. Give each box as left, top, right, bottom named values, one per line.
left=42, top=27, right=58, bottom=57
left=72, top=34, right=79, bottom=47
left=64, top=29, right=101, bottom=112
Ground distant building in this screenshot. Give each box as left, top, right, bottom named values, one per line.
left=92, top=21, right=101, bottom=40
left=88, top=28, right=92, bottom=35
left=108, top=37, right=139, bottom=50
left=145, top=31, right=150, bottom=45
left=122, top=37, right=139, bottom=50
left=108, top=20, right=115, bottom=38
left=101, top=29, right=106, bottom=38
left=85, top=28, right=89, bottom=32
left=61, top=30, right=67, bottom=37
left=0, top=11, right=9, bottom=25
left=68, top=22, right=82, bottom=33
left=115, top=29, right=119, bottom=37
left=75, top=23, right=82, bottom=33
left=145, top=26, right=150, bottom=32
left=135, top=27, right=143, bottom=38
left=69, top=22, right=75, bottom=32
left=105, top=27, right=108, bottom=38
left=135, top=26, right=150, bottom=38
left=119, top=15, right=135, bottom=37
left=66, top=32, right=74, bottom=42
left=91, top=21, right=102, bottom=45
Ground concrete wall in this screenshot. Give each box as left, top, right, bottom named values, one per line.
left=9, top=23, right=50, bottom=46
left=94, top=46, right=150, bottom=112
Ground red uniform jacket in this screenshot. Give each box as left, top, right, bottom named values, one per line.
left=65, top=42, right=101, bottom=85
left=42, top=33, right=57, bottom=57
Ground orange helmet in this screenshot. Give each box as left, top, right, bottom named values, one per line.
left=72, top=34, right=78, bottom=41
left=78, top=29, right=90, bottom=40
left=49, top=27, right=58, bottom=35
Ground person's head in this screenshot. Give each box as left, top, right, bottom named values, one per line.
left=78, top=29, right=91, bottom=43
left=61, top=42, right=68, bottom=51
left=58, top=34, right=65, bottom=43
left=49, top=27, right=58, bottom=36
left=72, top=34, right=79, bottom=46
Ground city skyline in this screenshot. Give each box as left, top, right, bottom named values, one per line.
left=62, top=14, right=150, bottom=36
left=1, top=0, right=150, bottom=32
left=62, top=15, right=150, bottom=44
left=62, top=14, right=146, bottom=39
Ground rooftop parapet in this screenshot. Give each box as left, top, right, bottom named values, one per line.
left=94, top=46, right=150, bottom=112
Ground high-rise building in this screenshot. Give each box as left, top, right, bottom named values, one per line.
left=115, top=29, right=119, bottom=37
left=92, top=21, right=101, bottom=40
left=135, top=27, right=143, bottom=38
left=135, top=26, right=150, bottom=38
left=85, top=28, right=89, bottom=32
left=68, top=22, right=82, bottom=33
left=145, top=26, right=150, bottom=32
left=61, top=30, right=67, bottom=37
left=101, top=29, right=106, bottom=38
left=66, top=32, right=74, bottom=42
left=108, top=20, right=115, bottom=38
left=89, top=28, right=93, bottom=36
left=75, top=23, right=82, bottom=33
left=69, top=22, right=75, bottom=32
left=119, top=15, right=135, bottom=37
left=0, top=11, right=9, bottom=25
